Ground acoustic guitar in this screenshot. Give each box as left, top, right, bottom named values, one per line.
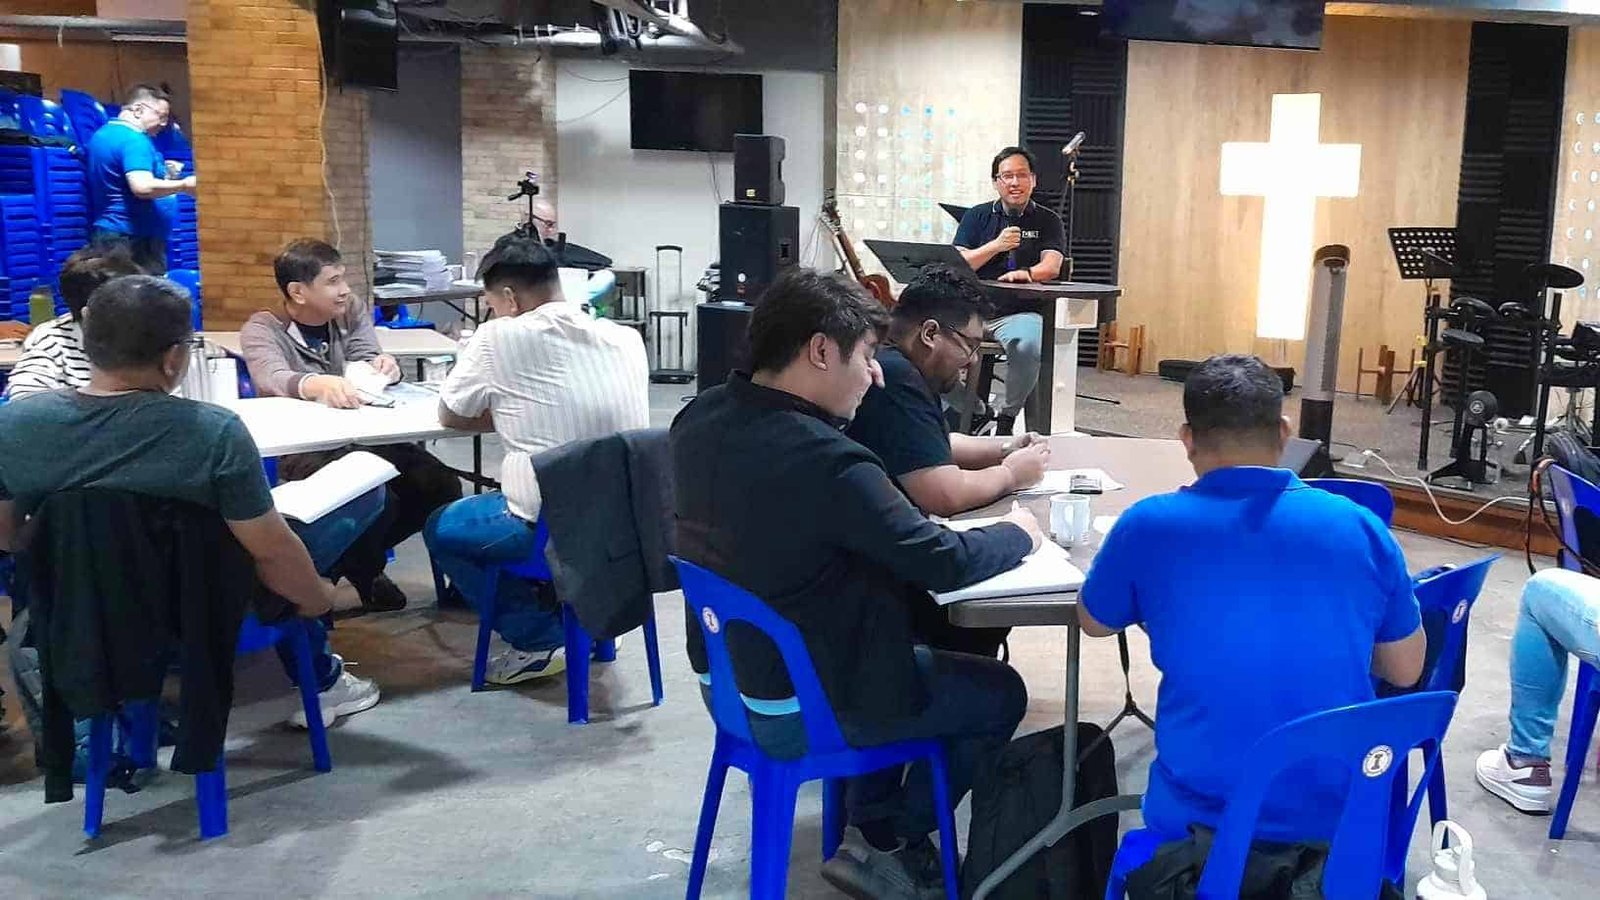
left=820, top=197, right=895, bottom=310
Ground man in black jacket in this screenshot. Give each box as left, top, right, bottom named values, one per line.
left=672, top=268, right=1040, bottom=896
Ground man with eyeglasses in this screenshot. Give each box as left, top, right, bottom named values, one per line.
left=950, top=146, right=1066, bottom=435
left=85, top=84, right=195, bottom=274
left=846, top=264, right=1050, bottom=657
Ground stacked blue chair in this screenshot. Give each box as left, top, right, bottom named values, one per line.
left=1306, top=477, right=1396, bottom=525
left=673, top=558, right=962, bottom=899
left=156, top=123, right=201, bottom=273
left=1105, top=692, right=1459, bottom=899
left=58, top=89, right=108, bottom=151
left=1542, top=464, right=1600, bottom=839
left=82, top=614, right=332, bottom=840
left=0, top=194, right=45, bottom=321
left=0, top=100, right=90, bottom=316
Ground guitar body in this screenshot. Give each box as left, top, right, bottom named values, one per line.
left=821, top=195, right=897, bottom=310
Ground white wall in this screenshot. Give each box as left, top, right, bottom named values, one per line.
left=556, top=60, right=835, bottom=322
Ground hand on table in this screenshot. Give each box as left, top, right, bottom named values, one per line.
left=1001, top=501, right=1045, bottom=553
left=372, top=354, right=401, bottom=382
left=997, top=270, right=1034, bottom=284
left=305, top=375, right=363, bottom=409
left=1002, top=442, right=1050, bottom=490
left=1002, top=432, right=1045, bottom=454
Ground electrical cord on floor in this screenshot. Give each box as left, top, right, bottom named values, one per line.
left=1354, top=450, right=1527, bottom=526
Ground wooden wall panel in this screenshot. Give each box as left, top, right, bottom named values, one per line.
left=15, top=40, right=191, bottom=125
left=1117, top=17, right=1470, bottom=389
left=1553, top=27, right=1600, bottom=324
left=836, top=0, right=1022, bottom=272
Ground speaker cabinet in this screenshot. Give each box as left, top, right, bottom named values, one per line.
left=734, top=134, right=786, bottom=205
left=718, top=203, right=800, bottom=302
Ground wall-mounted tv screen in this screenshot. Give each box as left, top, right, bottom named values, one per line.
left=1103, top=0, right=1325, bottom=51
left=629, top=70, right=762, bottom=153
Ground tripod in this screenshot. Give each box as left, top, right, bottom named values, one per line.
left=1083, top=632, right=1155, bottom=757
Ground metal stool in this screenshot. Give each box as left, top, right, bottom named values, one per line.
left=957, top=340, right=1006, bottom=435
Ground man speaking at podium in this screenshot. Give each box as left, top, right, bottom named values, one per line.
left=952, top=146, right=1065, bottom=435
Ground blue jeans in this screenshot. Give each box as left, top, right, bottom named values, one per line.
left=700, top=646, right=1027, bottom=841
left=277, top=485, right=389, bottom=691
left=423, top=492, right=565, bottom=653
left=1508, top=568, right=1600, bottom=760
left=942, top=312, right=1043, bottom=418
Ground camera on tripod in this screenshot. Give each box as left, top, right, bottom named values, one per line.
left=507, top=171, right=540, bottom=202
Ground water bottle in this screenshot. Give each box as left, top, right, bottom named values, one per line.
left=1416, top=821, right=1487, bottom=900
left=28, top=285, right=54, bottom=325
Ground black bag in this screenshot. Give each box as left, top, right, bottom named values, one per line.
left=1122, top=825, right=1406, bottom=900
left=962, top=723, right=1120, bottom=899
left=1547, top=430, right=1600, bottom=486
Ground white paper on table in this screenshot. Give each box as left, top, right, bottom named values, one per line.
left=1093, top=515, right=1119, bottom=536
left=383, top=381, right=442, bottom=404
left=346, top=360, right=399, bottom=394
left=1015, top=468, right=1125, bottom=496
left=271, top=451, right=400, bottom=524
left=931, top=516, right=1086, bottom=605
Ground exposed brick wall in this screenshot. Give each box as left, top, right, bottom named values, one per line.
left=323, top=87, right=372, bottom=301
left=187, top=0, right=327, bottom=328
left=460, top=47, right=556, bottom=259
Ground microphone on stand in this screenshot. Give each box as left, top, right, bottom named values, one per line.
left=1061, top=131, right=1086, bottom=156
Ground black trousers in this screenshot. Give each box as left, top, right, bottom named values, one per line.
left=279, top=443, right=463, bottom=593
left=90, top=228, right=167, bottom=275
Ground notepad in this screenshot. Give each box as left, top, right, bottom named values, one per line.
left=930, top=516, right=1086, bottom=605
left=1016, top=468, right=1124, bottom=496
left=271, top=451, right=401, bottom=524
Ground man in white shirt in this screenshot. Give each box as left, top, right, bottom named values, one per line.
left=425, top=234, right=650, bottom=685
left=4, top=248, right=142, bottom=400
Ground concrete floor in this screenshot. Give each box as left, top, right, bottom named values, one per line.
left=2, top=384, right=1599, bottom=898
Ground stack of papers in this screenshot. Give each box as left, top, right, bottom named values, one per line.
left=271, top=451, right=400, bottom=524
left=931, top=516, right=1086, bottom=604
left=376, top=249, right=451, bottom=292
left=1016, top=468, right=1125, bottom=496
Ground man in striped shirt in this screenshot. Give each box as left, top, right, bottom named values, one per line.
left=424, top=234, right=650, bottom=685
left=4, top=248, right=142, bottom=400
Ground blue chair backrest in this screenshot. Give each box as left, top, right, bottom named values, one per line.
left=1546, top=464, right=1600, bottom=574
left=1197, top=691, right=1458, bottom=899
left=1306, top=477, right=1395, bottom=525
left=167, top=268, right=202, bottom=329
left=672, top=557, right=851, bottom=755
left=58, top=89, right=109, bottom=148
left=1411, top=555, right=1497, bottom=693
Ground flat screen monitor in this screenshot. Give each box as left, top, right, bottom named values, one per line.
left=629, top=70, right=762, bottom=153
left=1103, top=0, right=1325, bottom=51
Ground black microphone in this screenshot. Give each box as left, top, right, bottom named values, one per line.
left=1004, top=207, right=1021, bottom=272
left=1062, top=132, right=1086, bottom=156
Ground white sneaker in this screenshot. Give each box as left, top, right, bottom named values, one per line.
left=1475, top=744, right=1553, bottom=814
left=289, top=671, right=381, bottom=729
left=486, top=646, right=567, bottom=686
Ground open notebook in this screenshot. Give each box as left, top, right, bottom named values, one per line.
left=271, top=451, right=400, bottom=524
left=930, top=516, right=1086, bottom=605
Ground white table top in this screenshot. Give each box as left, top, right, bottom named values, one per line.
left=221, top=385, right=467, bottom=457
left=201, top=327, right=458, bottom=358
left=0, top=341, right=20, bottom=370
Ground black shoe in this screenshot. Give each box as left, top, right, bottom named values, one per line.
left=358, top=573, right=408, bottom=612
left=994, top=414, right=1016, bottom=436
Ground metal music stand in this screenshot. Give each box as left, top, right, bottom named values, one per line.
left=1387, top=227, right=1459, bottom=470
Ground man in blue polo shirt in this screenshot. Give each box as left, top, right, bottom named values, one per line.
left=951, top=146, right=1065, bottom=435
left=86, top=84, right=195, bottom=274
left=1080, top=354, right=1425, bottom=846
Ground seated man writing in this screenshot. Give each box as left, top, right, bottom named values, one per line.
left=846, top=264, right=1049, bottom=658
left=241, top=238, right=463, bottom=612
left=1079, top=354, right=1424, bottom=852
left=424, top=234, right=650, bottom=685
left=0, top=275, right=381, bottom=731
left=672, top=267, right=1042, bottom=896
left=4, top=246, right=142, bottom=400
left=1475, top=567, right=1600, bottom=814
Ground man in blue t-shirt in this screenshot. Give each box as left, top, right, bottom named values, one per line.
left=1080, top=354, right=1425, bottom=845
left=85, top=84, right=196, bottom=274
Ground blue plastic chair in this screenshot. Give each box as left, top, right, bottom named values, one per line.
left=374, top=305, right=436, bottom=331
left=166, top=268, right=203, bottom=329
left=1105, top=692, right=1458, bottom=900
left=1306, top=477, right=1396, bottom=525
left=672, top=557, right=961, bottom=900
left=436, top=520, right=664, bottom=724
left=1543, top=464, right=1600, bottom=839
left=82, top=615, right=332, bottom=840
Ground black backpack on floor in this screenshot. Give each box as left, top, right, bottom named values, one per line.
left=962, top=723, right=1120, bottom=899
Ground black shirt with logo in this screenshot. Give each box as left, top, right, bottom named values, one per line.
left=953, top=200, right=1066, bottom=315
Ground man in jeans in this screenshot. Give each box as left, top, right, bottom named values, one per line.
left=424, top=234, right=649, bottom=685
left=672, top=268, right=1040, bottom=896
left=0, top=275, right=380, bottom=746
left=1476, top=568, right=1600, bottom=813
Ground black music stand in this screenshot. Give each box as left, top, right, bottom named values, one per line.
left=1387, top=227, right=1459, bottom=471
left=863, top=239, right=970, bottom=284
left=938, top=202, right=969, bottom=224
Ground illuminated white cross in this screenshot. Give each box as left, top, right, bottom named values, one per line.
left=1221, top=93, right=1361, bottom=340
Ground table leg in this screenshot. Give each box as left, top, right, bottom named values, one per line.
left=473, top=435, right=483, bottom=496
left=971, top=617, right=1144, bottom=900
left=1030, top=302, right=1057, bottom=434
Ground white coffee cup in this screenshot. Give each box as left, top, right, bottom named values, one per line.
left=1050, top=494, right=1092, bottom=546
